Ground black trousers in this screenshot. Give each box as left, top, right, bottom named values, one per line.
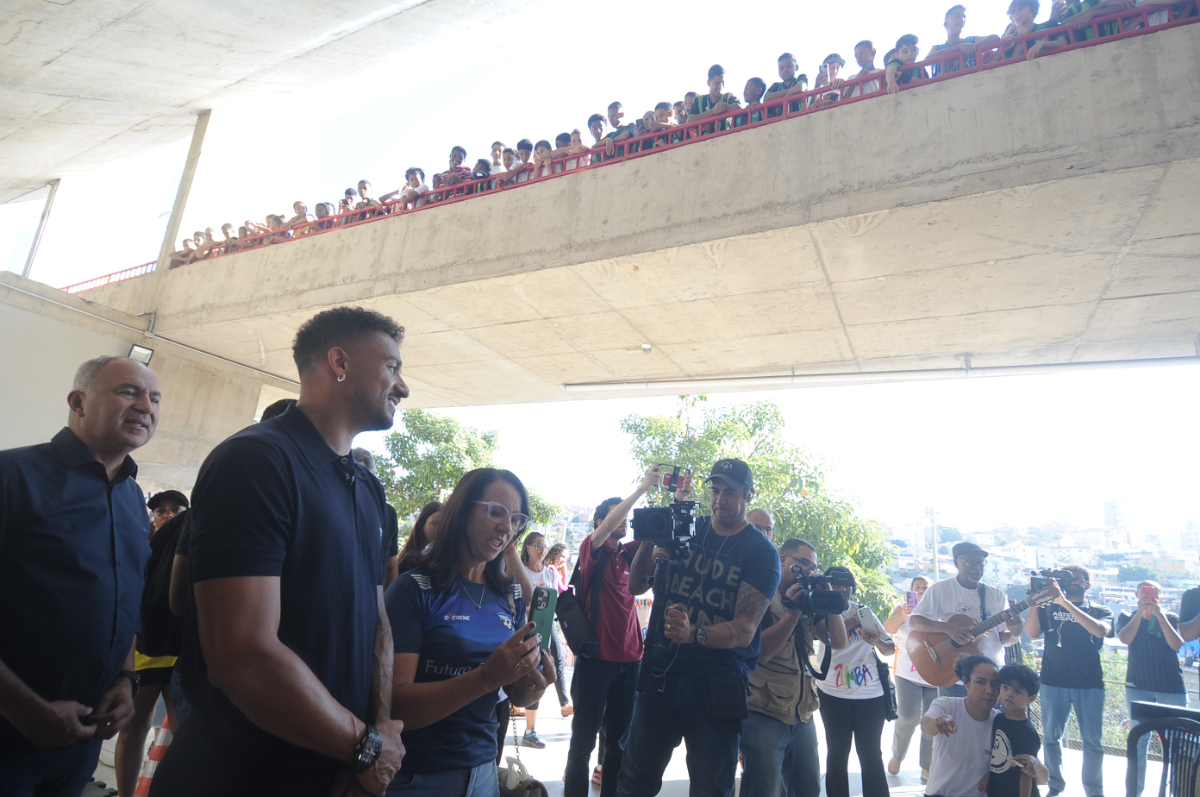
left=817, top=692, right=890, bottom=797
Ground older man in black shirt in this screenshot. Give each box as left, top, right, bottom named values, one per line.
left=0, top=356, right=160, bottom=796
left=152, top=307, right=409, bottom=797
left=1024, top=565, right=1112, bottom=797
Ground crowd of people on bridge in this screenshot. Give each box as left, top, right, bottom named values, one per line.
left=162, top=0, right=1194, bottom=271
left=7, top=302, right=1200, bottom=797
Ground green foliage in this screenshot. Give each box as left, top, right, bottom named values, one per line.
left=527, top=489, right=564, bottom=527
left=938, top=544, right=950, bottom=555
left=1118, top=564, right=1161, bottom=583
left=938, top=527, right=962, bottom=542
left=375, top=409, right=498, bottom=523
left=620, top=396, right=895, bottom=616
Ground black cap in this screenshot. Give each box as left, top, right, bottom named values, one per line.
left=706, top=458, right=754, bottom=492
left=952, top=541, right=988, bottom=559
left=147, top=490, right=189, bottom=511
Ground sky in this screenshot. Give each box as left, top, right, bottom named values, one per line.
left=5, top=0, right=1196, bottom=534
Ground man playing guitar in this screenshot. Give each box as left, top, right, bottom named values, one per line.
left=909, top=542, right=1023, bottom=696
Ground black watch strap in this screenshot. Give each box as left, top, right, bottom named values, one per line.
left=349, top=724, right=383, bottom=775
left=117, top=669, right=139, bottom=697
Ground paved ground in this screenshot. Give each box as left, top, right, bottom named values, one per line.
left=100, top=673, right=1150, bottom=796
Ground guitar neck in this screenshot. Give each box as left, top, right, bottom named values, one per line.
left=971, top=597, right=1032, bottom=636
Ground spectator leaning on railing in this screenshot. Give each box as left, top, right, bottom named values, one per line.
left=1023, top=565, right=1112, bottom=797
left=690, top=64, right=741, bottom=134
left=928, top=5, right=1001, bottom=74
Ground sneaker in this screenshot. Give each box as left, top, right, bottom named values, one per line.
left=561, top=704, right=574, bottom=717
left=522, top=730, right=546, bottom=749
left=592, top=766, right=603, bottom=785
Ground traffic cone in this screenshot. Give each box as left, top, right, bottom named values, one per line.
left=133, top=719, right=172, bottom=796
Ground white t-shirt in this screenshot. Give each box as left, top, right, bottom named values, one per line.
left=893, top=617, right=933, bottom=687
left=923, top=697, right=1000, bottom=797
left=525, top=564, right=562, bottom=592
left=911, top=577, right=1009, bottom=664
left=814, top=602, right=893, bottom=700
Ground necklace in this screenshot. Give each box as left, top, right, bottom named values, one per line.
left=458, top=576, right=486, bottom=610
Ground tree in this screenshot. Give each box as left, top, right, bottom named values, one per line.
left=375, top=409, right=498, bottom=522
left=527, top=489, right=564, bottom=528
left=938, top=527, right=962, bottom=543
left=1118, top=564, right=1161, bottom=583
left=620, top=396, right=896, bottom=616
left=938, top=544, right=950, bottom=555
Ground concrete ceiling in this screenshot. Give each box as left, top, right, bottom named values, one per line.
left=0, top=0, right=536, bottom=203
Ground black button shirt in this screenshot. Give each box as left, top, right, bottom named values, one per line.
left=0, top=428, right=150, bottom=748
left=173, top=405, right=385, bottom=792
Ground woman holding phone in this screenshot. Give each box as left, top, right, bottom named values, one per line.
left=518, top=532, right=573, bottom=748
left=1116, top=580, right=1187, bottom=796
left=885, top=575, right=935, bottom=781
left=385, top=468, right=556, bottom=797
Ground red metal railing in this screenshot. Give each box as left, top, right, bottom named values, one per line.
left=61, top=6, right=1199, bottom=294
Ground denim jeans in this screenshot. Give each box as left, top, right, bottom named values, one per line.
left=1040, top=685, right=1105, bottom=797
left=564, top=658, right=639, bottom=797
left=938, top=683, right=967, bottom=698
left=1126, top=688, right=1188, bottom=796
left=738, top=710, right=820, bottom=797
left=615, top=673, right=743, bottom=797
left=0, top=738, right=101, bottom=797
left=387, top=761, right=498, bottom=797
left=892, top=676, right=937, bottom=771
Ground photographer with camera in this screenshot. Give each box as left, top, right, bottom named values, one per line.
left=617, top=459, right=781, bottom=797
left=563, top=466, right=663, bottom=797
left=1023, top=565, right=1111, bottom=797
left=739, top=539, right=847, bottom=797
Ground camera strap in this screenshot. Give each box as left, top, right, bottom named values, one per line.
left=977, top=584, right=989, bottom=624
left=794, top=621, right=834, bottom=681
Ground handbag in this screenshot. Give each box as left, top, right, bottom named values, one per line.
left=498, top=711, right=549, bottom=797
left=556, top=544, right=630, bottom=659
left=873, top=650, right=899, bottom=722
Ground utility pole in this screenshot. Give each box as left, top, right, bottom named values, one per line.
left=926, top=507, right=939, bottom=580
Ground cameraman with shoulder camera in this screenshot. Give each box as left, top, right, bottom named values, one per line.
left=1023, top=565, right=1112, bottom=797
left=617, top=459, right=781, bottom=797
left=739, top=538, right=847, bottom=797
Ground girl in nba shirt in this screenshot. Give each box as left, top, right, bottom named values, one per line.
left=815, top=567, right=896, bottom=797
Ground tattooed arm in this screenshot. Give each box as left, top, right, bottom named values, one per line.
left=368, top=587, right=393, bottom=724
left=663, top=581, right=773, bottom=649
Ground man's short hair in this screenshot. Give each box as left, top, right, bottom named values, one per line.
left=358, top=179, right=371, bottom=188
left=292, top=307, right=405, bottom=376
left=587, top=113, right=605, bottom=127
left=351, top=447, right=375, bottom=474
left=778, top=52, right=795, bottom=61
left=593, top=496, right=622, bottom=526
left=1062, top=563, right=1091, bottom=583
left=946, top=3, right=967, bottom=19
left=502, top=148, right=515, bottom=156
left=404, top=166, right=424, bottom=181
left=221, top=222, right=235, bottom=232
left=672, top=101, right=684, bottom=110
left=896, top=33, right=919, bottom=48
left=260, top=398, right=296, bottom=421
left=654, top=101, right=671, bottom=112
left=451, top=145, right=467, bottom=158
left=707, top=64, right=725, bottom=80
left=1007, top=0, right=1039, bottom=15
left=997, top=663, right=1040, bottom=698
left=73, top=356, right=138, bottom=393
left=780, top=537, right=815, bottom=555
left=345, top=188, right=357, bottom=196
left=517, top=139, right=533, bottom=151
left=534, top=139, right=551, bottom=151
left=747, top=77, right=766, bottom=91
left=555, top=132, right=571, bottom=146
left=855, top=39, right=874, bottom=50
left=491, top=140, right=504, bottom=147
left=684, top=91, right=697, bottom=100
left=607, top=101, right=622, bottom=110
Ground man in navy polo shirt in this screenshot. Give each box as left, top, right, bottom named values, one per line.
left=152, top=307, right=409, bottom=797
left=617, top=459, right=781, bottom=797
left=0, top=355, right=160, bottom=796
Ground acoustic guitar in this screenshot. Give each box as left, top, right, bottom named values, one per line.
left=906, top=586, right=1057, bottom=686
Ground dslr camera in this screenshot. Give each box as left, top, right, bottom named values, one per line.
left=632, top=500, right=698, bottom=553
left=1029, top=568, right=1074, bottom=593
left=781, top=565, right=851, bottom=616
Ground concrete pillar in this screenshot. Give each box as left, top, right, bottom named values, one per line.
left=146, top=109, right=211, bottom=309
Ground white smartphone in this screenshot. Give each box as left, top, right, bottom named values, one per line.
left=857, top=605, right=883, bottom=637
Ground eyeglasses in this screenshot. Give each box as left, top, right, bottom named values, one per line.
left=531, top=543, right=547, bottom=550
left=474, top=501, right=529, bottom=532
left=958, top=558, right=987, bottom=569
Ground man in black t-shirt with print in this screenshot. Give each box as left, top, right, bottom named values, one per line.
left=1024, top=565, right=1111, bottom=797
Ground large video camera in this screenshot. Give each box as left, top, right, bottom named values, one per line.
left=1029, top=568, right=1074, bottom=593
left=781, top=565, right=852, bottom=616
left=632, top=500, right=698, bottom=555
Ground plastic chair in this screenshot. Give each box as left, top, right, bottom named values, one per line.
left=1126, top=716, right=1200, bottom=797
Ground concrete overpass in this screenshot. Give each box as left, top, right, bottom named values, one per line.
left=6, top=23, right=1200, bottom=490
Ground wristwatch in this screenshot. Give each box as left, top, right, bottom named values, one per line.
left=116, top=670, right=139, bottom=697
left=349, top=724, right=383, bottom=774
left=693, top=626, right=707, bottom=646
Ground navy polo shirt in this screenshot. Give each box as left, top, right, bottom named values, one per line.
left=0, top=428, right=150, bottom=748
left=175, top=405, right=386, bottom=784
